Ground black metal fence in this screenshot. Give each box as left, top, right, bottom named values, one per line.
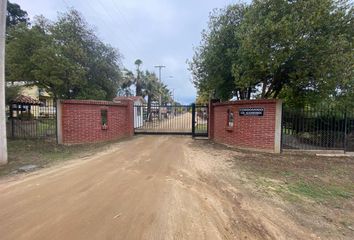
left=282, top=105, right=354, bottom=151
left=193, top=105, right=208, bottom=137
left=7, top=101, right=57, bottom=139
left=134, top=103, right=208, bottom=137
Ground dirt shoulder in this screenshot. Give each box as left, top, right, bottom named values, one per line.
left=190, top=140, right=354, bottom=239
left=0, top=136, right=352, bottom=239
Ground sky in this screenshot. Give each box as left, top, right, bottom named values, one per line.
left=12, top=0, right=242, bottom=104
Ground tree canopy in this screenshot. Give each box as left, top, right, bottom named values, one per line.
left=6, top=0, right=29, bottom=29
left=6, top=9, right=123, bottom=100
left=190, top=0, right=354, bottom=106
left=118, top=63, right=173, bottom=105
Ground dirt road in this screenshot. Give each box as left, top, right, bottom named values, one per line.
left=135, top=112, right=192, bottom=133
left=0, top=136, right=318, bottom=240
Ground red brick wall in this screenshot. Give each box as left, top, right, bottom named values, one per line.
left=59, top=100, right=133, bottom=144
left=209, top=99, right=282, bottom=153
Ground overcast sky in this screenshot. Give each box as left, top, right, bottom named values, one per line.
left=12, top=0, right=245, bottom=103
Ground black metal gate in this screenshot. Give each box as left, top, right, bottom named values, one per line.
left=7, top=100, right=57, bottom=140
left=134, top=103, right=208, bottom=137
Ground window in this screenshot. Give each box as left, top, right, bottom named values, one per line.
left=101, top=109, right=108, bottom=126
left=227, top=109, right=234, bottom=127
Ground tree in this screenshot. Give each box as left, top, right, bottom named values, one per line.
left=6, top=1, right=29, bottom=30
left=190, top=0, right=354, bottom=106
left=196, top=91, right=209, bottom=105
left=134, top=59, right=143, bottom=96
left=141, top=71, right=159, bottom=121
left=5, top=84, right=21, bottom=104
left=238, top=0, right=353, bottom=105
left=6, top=9, right=123, bottom=100
left=117, top=69, right=134, bottom=96
left=189, top=4, right=247, bottom=101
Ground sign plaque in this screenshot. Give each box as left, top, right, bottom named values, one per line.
left=239, top=108, right=264, bottom=116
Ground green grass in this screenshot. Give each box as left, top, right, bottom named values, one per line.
left=288, top=181, right=353, bottom=201
left=195, top=123, right=207, bottom=133
left=254, top=176, right=353, bottom=203
left=37, top=119, right=56, bottom=136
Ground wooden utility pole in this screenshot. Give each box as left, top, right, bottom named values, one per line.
left=0, top=0, right=7, bottom=165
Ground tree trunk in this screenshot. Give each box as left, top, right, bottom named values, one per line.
left=247, top=87, right=252, bottom=100
left=261, top=79, right=267, bottom=98
left=135, top=71, right=142, bottom=96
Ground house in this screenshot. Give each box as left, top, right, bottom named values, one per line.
left=113, top=96, right=146, bottom=128
left=7, top=82, right=55, bottom=117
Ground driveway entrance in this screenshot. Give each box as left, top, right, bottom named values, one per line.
left=0, top=136, right=316, bottom=240
left=134, top=104, right=208, bottom=137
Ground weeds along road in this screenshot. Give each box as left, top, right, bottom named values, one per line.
left=0, top=136, right=317, bottom=240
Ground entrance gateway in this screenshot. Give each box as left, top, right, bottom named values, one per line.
left=133, top=104, right=208, bottom=137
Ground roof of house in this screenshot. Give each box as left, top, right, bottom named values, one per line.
left=11, top=95, right=41, bottom=105
left=113, top=96, right=146, bottom=103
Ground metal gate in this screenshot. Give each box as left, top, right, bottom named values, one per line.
left=134, top=103, right=208, bottom=137
left=7, top=100, right=57, bottom=140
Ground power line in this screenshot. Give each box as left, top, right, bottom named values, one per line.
left=62, top=1, right=142, bottom=70
left=94, top=0, right=140, bottom=59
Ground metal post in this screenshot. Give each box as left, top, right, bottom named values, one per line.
left=10, top=103, right=14, bottom=137
left=55, top=99, right=58, bottom=144
left=0, top=0, right=7, bottom=164
left=344, top=108, right=348, bottom=153
left=280, top=102, right=284, bottom=153
left=192, top=103, right=196, bottom=137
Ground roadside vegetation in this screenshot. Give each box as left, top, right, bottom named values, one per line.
left=192, top=140, right=354, bottom=238
left=230, top=150, right=354, bottom=236
left=190, top=0, right=354, bottom=108
left=232, top=152, right=354, bottom=204
left=5, top=1, right=175, bottom=104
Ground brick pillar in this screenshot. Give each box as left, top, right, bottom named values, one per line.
left=208, top=99, right=219, bottom=140
left=113, top=99, right=134, bottom=137
left=126, top=100, right=134, bottom=137
left=274, top=100, right=283, bottom=153
left=56, top=100, right=63, bottom=144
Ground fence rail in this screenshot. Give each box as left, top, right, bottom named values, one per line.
left=282, top=105, right=354, bottom=151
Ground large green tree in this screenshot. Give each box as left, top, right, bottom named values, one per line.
left=6, top=1, right=29, bottom=29
left=190, top=0, right=354, bottom=106
left=6, top=10, right=123, bottom=100
left=189, top=4, right=246, bottom=101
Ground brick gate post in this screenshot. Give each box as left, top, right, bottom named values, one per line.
left=208, top=99, right=219, bottom=140
left=126, top=100, right=134, bottom=137
left=56, top=99, right=63, bottom=144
